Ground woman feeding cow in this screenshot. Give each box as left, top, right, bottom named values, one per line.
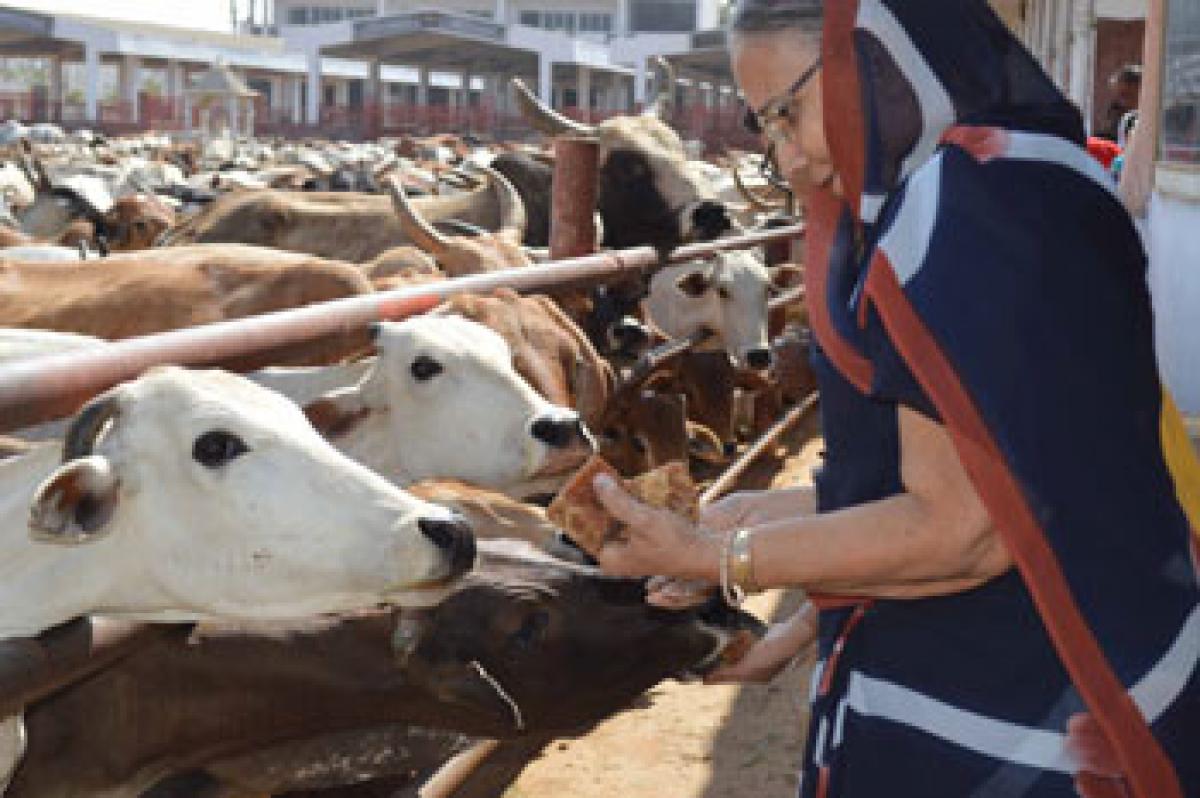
left=585, top=1, right=1200, bottom=796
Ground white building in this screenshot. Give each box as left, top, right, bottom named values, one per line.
left=0, top=0, right=738, bottom=141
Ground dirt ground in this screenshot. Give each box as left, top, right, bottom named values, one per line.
left=503, top=417, right=825, bottom=798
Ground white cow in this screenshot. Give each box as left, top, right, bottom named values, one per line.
left=0, top=244, right=98, bottom=262
left=3, top=318, right=593, bottom=497
left=644, top=250, right=777, bottom=371
left=0, top=365, right=475, bottom=790
left=301, top=316, right=593, bottom=497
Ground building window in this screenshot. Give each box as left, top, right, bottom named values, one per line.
left=579, top=12, right=612, bottom=34
left=284, top=6, right=373, bottom=25
left=519, top=11, right=540, bottom=27
left=543, top=11, right=576, bottom=33
left=1164, top=0, right=1200, bottom=163
left=629, top=0, right=696, bottom=33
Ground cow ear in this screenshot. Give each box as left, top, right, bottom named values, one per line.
left=304, top=387, right=370, bottom=440
left=770, top=263, right=805, bottom=292
left=676, top=271, right=710, bottom=298
left=686, top=422, right=727, bottom=464
left=29, top=455, right=120, bottom=545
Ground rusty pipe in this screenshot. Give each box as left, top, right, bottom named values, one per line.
left=549, top=137, right=598, bottom=259
left=0, top=225, right=803, bottom=434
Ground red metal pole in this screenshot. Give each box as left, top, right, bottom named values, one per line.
left=0, top=226, right=802, bottom=434
left=549, top=136, right=599, bottom=259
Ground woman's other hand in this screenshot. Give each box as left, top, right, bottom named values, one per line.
left=704, top=601, right=818, bottom=685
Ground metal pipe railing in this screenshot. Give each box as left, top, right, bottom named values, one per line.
left=0, top=225, right=803, bottom=433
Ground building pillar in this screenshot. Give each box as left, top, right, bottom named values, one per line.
left=226, top=94, right=239, bottom=137
left=577, top=65, right=591, bottom=116
left=376, top=0, right=387, bottom=15
left=367, top=58, right=382, bottom=106
left=47, top=56, right=62, bottom=121
left=493, top=0, right=506, bottom=23
left=416, top=65, right=429, bottom=107
left=84, top=43, right=100, bottom=122
left=633, top=57, right=647, bottom=109
left=290, top=74, right=303, bottom=123
left=306, top=52, right=321, bottom=125
left=462, top=70, right=473, bottom=108
left=538, top=56, right=553, bottom=106
left=120, top=54, right=141, bottom=123
left=616, top=0, right=629, bottom=36
left=1067, top=0, right=1094, bottom=127
left=165, top=60, right=183, bottom=125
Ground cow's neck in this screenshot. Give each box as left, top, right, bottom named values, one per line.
left=250, top=360, right=375, bottom=407
left=0, top=445, right=121, bottom=640
left=331, top=411, right=418, bottom=488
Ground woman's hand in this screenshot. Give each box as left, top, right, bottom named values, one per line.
left=592, top=474, right=721, bottom=581
left=704, top=601, right=818, bottom=685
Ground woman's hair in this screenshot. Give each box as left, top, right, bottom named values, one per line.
left=729, top=0, right=823, bottom=34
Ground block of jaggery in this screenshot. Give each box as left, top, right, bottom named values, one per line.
left=548, top=456, right=698, bottom=556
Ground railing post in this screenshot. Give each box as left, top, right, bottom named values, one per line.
left=549, top=136, right=599, bottom=259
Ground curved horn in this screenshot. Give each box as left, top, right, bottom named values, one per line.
left=732, top=166, right=787, bottom=213
left=478, top=164, right=527, bottom=243
left=510, top=78, right=595, bottom=138
left=62, top=393, right=121, bottom=463
left=644, top=56, right=677, bottom=121
left=386, top=175, right=451, bottom=258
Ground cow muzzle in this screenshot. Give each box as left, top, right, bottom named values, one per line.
left=684, top=201, right=732, bottom=242
left=529, top=412, right=595, bottom=480
left=417, top=514, right=477, bottom=581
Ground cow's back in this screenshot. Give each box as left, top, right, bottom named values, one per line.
left=0, top=244, right=373, bottom=367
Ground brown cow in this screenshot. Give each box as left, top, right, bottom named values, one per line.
left=387, top=171, right=531, bottom=277
left=0, top=244, right=375, bottom=368
left=168, top=168, right=526, bottom=264
left=10, top=540, right=757, bottom=797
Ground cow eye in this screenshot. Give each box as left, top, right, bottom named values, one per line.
left=511, top=609, right=550, bottom=650
left=717, top=286, right=731, bottom=300
left=410, top=355, right=443, bottom=382
left=193, top=430, right=249, bottom=468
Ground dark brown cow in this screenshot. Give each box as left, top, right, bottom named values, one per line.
left=0, top=244, right=375, bottom=368
left=10, top=541, right=756, bottom=797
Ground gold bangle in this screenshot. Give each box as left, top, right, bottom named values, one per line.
left=729, top=528, right=761, bottom=596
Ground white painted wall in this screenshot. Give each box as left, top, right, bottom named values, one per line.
left=1145, top=189, right=1200, bottom=412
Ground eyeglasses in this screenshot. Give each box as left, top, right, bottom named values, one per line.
left=742, top=56, right=822, bottom=146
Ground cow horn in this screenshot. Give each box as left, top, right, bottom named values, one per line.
left=510, top=78, right=594, bottom=138
left=732, top=166, right=787, bottom=212
left=386, top=175, right=451, bottom=257
left=479, top=165, right=527, bottom=243
left=644, top=56, right=676, bottom=121
left=62, top=393, right=121, bottom=463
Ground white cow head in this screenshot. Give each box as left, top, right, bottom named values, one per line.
left=24, top=367, right=474, bottom=626
left=645, top=251, right=775, bottom=371
left=304, top=316, right=593, bottom=497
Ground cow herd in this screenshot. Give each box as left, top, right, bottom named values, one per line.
left=0, top=77, right=811, bottom=797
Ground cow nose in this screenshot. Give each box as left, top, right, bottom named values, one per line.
left=418, top=514, right=476, bottom=576
left=691, top=201, right=731, bottom=240
left=607, top=316, right=651, bottom=353
left=531, top=415, right=586, bottom=449
left=746, top=347, right=772, bottom=370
